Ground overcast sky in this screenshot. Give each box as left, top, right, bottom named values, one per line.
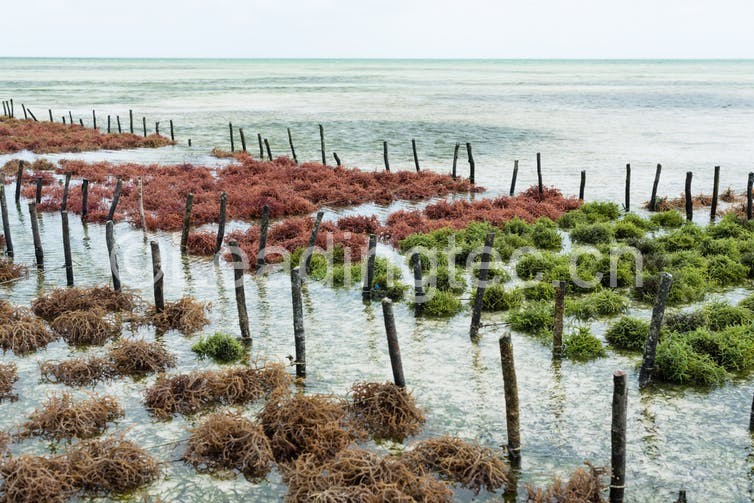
left=4, top=0, right=754, bottom=58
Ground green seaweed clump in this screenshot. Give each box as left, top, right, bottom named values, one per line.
left=566, top=289, right=629, bottom=320
left=564, top=327, right=606, bottom=361
left=654, top=336, right=727, bottom=386
left=605, top=316, right=649, bottom=351
left=421, top=289, right=462, bottom=317
left=482, top=285, right=523, bottom=312
left=192, top=333, right=245, bottom=364
left=507, top=301, right=554, bottom=335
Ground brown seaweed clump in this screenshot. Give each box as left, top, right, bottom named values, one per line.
left=0, top=454, right=73, bottom=503
left=258, top=394, right=362, bottom=463
left=18, top=393, right=123, bottom=441
left=348, top=382, right=424, bottom=442
left=145, top=297, right=210, bottom=334
left=0, top=363, right=18, bottom=401
left=0, top=257, right=26, bottom=283
left=282, top=448, right=453, bottom=502
left=526, top=462, right=608, bottom=503
left=144, top=363, right=290, bottom=419
left=184, top=411, right=274, bottom=480
left=0, top=308, right=57, bottom=356
left=404, top=436, right=509, bottom=493
left=31, top=286, right=137, bottom=321
left=49, top=308, right=120, bottom=346
left=108, top=339, right=176, bottom=375
left=0, top=432, right=9, bottom=454
left=40, top=357, right=116, bottom=387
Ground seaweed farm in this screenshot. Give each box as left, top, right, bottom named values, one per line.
left=3, top=95, right=754, bottom=503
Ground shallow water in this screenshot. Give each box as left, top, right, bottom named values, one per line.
left=1, top=59, right=754, bottom=501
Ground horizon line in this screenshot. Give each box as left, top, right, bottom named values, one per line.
left=1, top=56, right=754, bottom=61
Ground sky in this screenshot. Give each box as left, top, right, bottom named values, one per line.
left=4, top=0, right=754, bottom=59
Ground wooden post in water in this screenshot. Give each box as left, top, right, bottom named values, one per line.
left=333, top=152, right=341, bottom=166
left=188, top=139, right=192, bottom=147
left=510, top=160, right=519, bottom=196
left=92, top=110, right=97, bottom=130
left=649, top=163, right=662, bottom=211
left=287, top=127, right=298, bottom=164
left=49, top=109, right=53, bottom=122
left=180, top=193, right=194, bottom=254
left=62, top=116, right=66, bottom=125
left=22, top=104, right=27, bottom=120
left=499, top=333, right=521, bottom=467
left=14, top=161, right=23, bottom=203
left=150, top=241, right=164, bottom=312
left=105, top=220, right=121, bottom=291
left=363, top=234, right=377, bottom=301
left=27, top=108, right=37, bottom=121
left=169, top=119, right=174, bottom=141
left=0, top=177, right=12, bottom=256
left=29, top=202, right=43, bottom=269
left=142, top=117, right=147, bottom=137
left=639, top=272, right=672, bottom=387
left=215, top=192, right=227, bottom=255
left=107, top=177, right=123, bottom=221
left=536, top=152, right=543, bottom=195
left=291, top=266, right=306, bottom=379
left=710, top=165, right=720, bottom=222
left=79, top=119, right=84, bottom=127
left=81, top=179, right=89, bottom=219
left=62, top=211, right=73, bottom=286
left=747, top=173, right=753, bottom=221
left=264, top=138, right=272, bottom=160
left=749, top=393, right=754, bottom=432
left=239, top=128, right=247, bottom=153
left=552, top=280, right=566, bottom=357
left=382, top=298, right=406, bottom=388
left=137, top=177, right=146, bottom=239
left=466, top=142, right=475, bottom=184
left=684, top=171, right=693, bottom=222
left=35, top=177, right=43, bottom=204
left=303, top=210, right=324, bottom=275
left=383, top=141, right=390, bottom=172
left=107, top=115, right=111, bottom=133
left=579, top=170, right=586, bottom=201
left=470, top=231, right=495, bottom=340
left=61, top=172, right=72, bottom=211
left=452, top=142, right=460, bottom=179
left=155, top=122, right=160, bottom=135
left=610, top=370, right=628, bottom=503
left=117, top=115, right=122, bottom=133
left=256, top=205, right=270, bottom=272
left=229, top=238, right=251, bottom=343
left=68, top=111, right=73, bottom=124
left=257, top=133, right=264, bottom=159
left=319, top=124, right=326, bottom=165
left=229, top=123, right=234, bottom=152
left=412, top=139, right=420, bottom=172
left=625, top=163, right=631, bottom=211
left=411, top=252, right=424, bottom=316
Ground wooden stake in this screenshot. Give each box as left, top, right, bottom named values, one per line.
left=649, top=163, right=662, bottom=212
left=382, top=298, right=406, bottom=387
left=49, top=109, right=53, bottom=122
left=510, top=160, right=518, bottom=196
left=684, top=171, right=693, bottom=221
left=639, top=272, right=672, bottom=387
left=239, top=128, right=247, bottom=152
left=470, top=231, right=495, bottom=339
left=257, top=133, right=264, bottom=159
left=287, top=127, right=298, bottom=164
left=610, top=370, right=628, bottom=503
left=14, top=161, right=23, bottom=203
left=625, top=163, right=631, bottom=212
left=579, top=170, right=586, bottom=201
left=499, top=333, right=521, bottom=467
left=68, top=110, right=73, bottom=124
left=60, top=172, right=72, bottom=211
left=536, top=152, right=543, bottom=195
left=452, top=142, right=460, bottom=179
left=749, top=392, right=754, bottom=432
left=383, top=141, right=390, bottom=172
left=303, top=210, right=324, bottom=275
left=333, top=152, right=341, bottom=166
left=79, top=118, right=84, bottom=127
left=229, top=122, right=234, bottom=152
left=62, top=116, right=66, bottom=125
left=291, top=266, right=306, bottom=379
left=142, top=117, right=147, bottom=137
left=29, top=202, right=43, bottom=269
left=215, top=192, right=227, bottom=255
left=264, top=138, right=272, bottom=160
left=256, top=205, right=270, bottom=272
left=710, top=165, right=720, bottom=222
left=107, top=115, right=111, bottom=133
left=150, top=241, right=164, bottom=312
left=466, top=142, right=475, bottom=184
left=92, top=109, right=97, bottom=130
left=117, top=115, right=122, bottom=133
left=22, top=104, right=27, bottom=120
left=411, top=252, right=424, bottom=316
left=180, top=193, right=194, bottom=254
left=105, top=220, right=121, bottom=291
left=0, top=178, right=12, bottom=256
left=137, top=177, right=146, bottom=239
left=747, top=173, right=753, bottom=221
left=169, top=119, right=174, bottom=141
left=27, top=108, right=37, bottom=121
left=229, top=238, right=251, bottom=343
left=319, top=124, right=326, bottom=165
left=155, top=122, right=159, bottom=135
left=363, top=234, right=377, bottom=301
left=81, top=179, right=89, bottom=219
left=35, top=177, right=43, bottom=204
left=553, top=280, right=566, bottom=357
left=412, top=139, right=420, bottom=172
left=62, top=210, right=73, bottom=286
left=107, top=177, right=123, bottom=222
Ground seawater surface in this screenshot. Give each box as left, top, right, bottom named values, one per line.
left=0, top=59, right=753, bottom=502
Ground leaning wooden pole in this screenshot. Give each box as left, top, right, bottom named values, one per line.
left=362, top=234, right=377, bottom=301
left=180, top=193, right=194, bottom=254
left=412, top=138, right=420, bottom=172
left=303, top=210, right=324, bottom=275
left=383, top=141, right=390, bottom=172
left=382, top=298, right=406, bottom=388
left=710, top=165, right=720, bottom=222
left=536, top=152, right=543, bottom=195
left=510, top=160, right=519, bottom=196
left=684, top=171, right=693, bottom=221
left=62, top=211, right=74, bottom=286
left=319, top=124, right=326, bottom=165
left=287, top=127, right=298, bottom=164
left=0, top=176, right=13, bottom=257
left=469, top=232, right=495, bottom=339
left=466, top=142, right=475, bottom=184
left=29, top=202, right=43, bottom=269
left=105, top=220, right=121, bottom=291
left=107, top=177, right=123, bottom=222
left=639, top=272, right=673, bottom=387
left=649, top=163, right=662, bottom=212
left=14, top=161, right=24, bottom=203
left=229, top=238, right=251, bottom=343
left=499, top=333, right=521, bottom=467
left=215, top=192, right=227, bottom=255
left=81, top=179, right=89, bottom=219
left=291, top=266, right=306, bottom=379
left=150, top=241, right=164, bottom=312
left=452, top=142, right=460, bottom=179
left=610, top=370, right=628, bottom=503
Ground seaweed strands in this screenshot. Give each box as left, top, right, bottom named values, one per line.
left=0, top=454, right=73, bottom=503
left=144, top=363, right=290, bottom=419
left=281, top=447, right=453, bottom=502
left=0, top=258, right=26, bottom=283
left=525, top=462, right=608, bottom=503
left=40, top=357, right=115, bottom=387
left=0, top=363, right=18, bottom=401
left=404, top=436, right=510, bottom=494
left=145, top=297, right=210, bottom=334
left=17, top=393, right=123, bottom=441
left=49, top=308, right=120, bottom=346
left=32, top=286, right=137, bottom=321
left=348, top=382, right=424, bottom=442
left=258, top=394, right=364, bottom=463
left=184, top=411, right=274, bottom=480
left=0, top=308, right=57, bottom=356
